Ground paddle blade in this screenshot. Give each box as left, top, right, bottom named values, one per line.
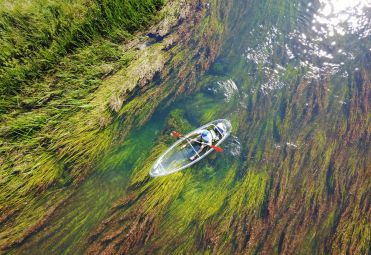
left=211, top=145, right=224, bottom=152
left=171, top=131, right=182, bottom=138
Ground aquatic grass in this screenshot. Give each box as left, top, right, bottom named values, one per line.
left=1, top=112, right=49, bottom=139
left=128, top=109, right=194, bottom=181
left=209, top=0, right=227, bottom=34
left=221, top=169, right=268, bottom=218
left=161, top=164, right=238, bottom=232
left=0, top=173, right=71, bottom=246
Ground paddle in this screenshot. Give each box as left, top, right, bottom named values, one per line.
left=171, top=131, right=224, bottom=152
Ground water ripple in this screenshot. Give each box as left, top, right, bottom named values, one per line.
left=242, top=0, right=370, bottom=89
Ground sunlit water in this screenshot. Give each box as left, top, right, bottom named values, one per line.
left=14, top=0, right=370, bottom=253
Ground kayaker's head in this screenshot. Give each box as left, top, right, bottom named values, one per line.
left=201, top=130, right=211, bottom=143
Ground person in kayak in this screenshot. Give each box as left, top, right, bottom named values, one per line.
left=189, top=129, right=212, bottom=161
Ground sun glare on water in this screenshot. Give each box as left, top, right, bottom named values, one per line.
left=313, top=0, right=371, bottom=37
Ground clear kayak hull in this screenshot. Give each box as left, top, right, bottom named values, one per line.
left=150, top=119, right=232, bottom=177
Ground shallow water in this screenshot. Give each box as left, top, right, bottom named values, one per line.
left=15, top=0, right=370, bottom=253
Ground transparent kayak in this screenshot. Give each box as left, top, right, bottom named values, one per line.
left=150, top=119, right=232, bottom=177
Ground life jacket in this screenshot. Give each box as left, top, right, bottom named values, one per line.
left=200, top=129, right=212, bottom=144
